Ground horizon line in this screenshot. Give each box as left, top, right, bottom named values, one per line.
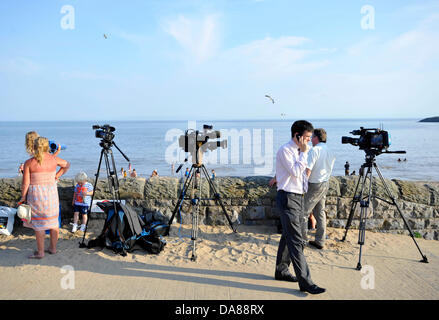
left=0, top=117, right=427, bottom=123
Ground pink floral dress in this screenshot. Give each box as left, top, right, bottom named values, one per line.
left=23, top=158, right=59, bottom=231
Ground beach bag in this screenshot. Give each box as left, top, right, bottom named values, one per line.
left=0, top=206, right=16, bottom=236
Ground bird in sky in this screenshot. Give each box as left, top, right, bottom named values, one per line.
left=103, top=34, right=108, bottom=39
left=265, top=95, right=275, bottom=104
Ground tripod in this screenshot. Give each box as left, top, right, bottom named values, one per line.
left=167, top=163, right=238, bottom=261
left=341, top=150, right=428, bottom=270
left=79, top=139, right=130, bottom=248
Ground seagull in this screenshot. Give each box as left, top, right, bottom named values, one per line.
left=265, top=94, right=275, bottom=104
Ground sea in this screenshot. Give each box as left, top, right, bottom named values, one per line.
left=0, top=119, right=438, bottom=181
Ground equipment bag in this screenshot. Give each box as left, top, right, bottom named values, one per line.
left=87, top=202, right=168, bottom=256
left=146, top=221, right=169, bottom=237
left=136, top=229, right=166, bottom=254
left=88, top=201, right=144, bottom=256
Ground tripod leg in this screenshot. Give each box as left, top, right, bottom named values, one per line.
left=108, top=149, right=121, bottom=200
left=201, top=165, right=237, bottom=233
left=167, top=166, right=195, bottom=230
left=191, top=172, right=201, bottom=262
left=190, top=200, right=198, bottom=261
left=191, top=204, right=199, bottom=261
left=343, top=164, right=367, bottom=241
left=356, top=167, right=373, bottom=270
left=373, top=164, right=428, bottom=263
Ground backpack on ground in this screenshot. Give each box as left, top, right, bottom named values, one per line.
left=87, top=201, right=168, bottom=256
left=134, top=217, right=168, bottom=254
left=87, top=201, right=144, bottom=256
left=135, top=229, right=166, bottom=254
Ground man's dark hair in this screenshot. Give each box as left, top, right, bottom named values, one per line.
left=291, top=120, right=314, bottom=139
left=313, top=128, right=327, bottom=143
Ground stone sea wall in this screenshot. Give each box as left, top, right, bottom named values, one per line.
left=1, top=176, right=438, bottom=240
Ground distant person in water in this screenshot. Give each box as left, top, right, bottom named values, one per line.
left=344, top=161, right=350, bottom=176
left=351, top=170, right=356, bottom=175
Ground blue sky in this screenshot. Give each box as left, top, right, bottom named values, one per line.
left=1, top=0, right=438, bottom=121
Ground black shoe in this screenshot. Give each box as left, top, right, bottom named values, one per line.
left=300, top=284, right=326, bottom=294
left=275, top=271, right=298, bottom=282
left=308, top=241, right=323, bottom=250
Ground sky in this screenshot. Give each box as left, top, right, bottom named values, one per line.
left=0, top=0, right=438, bottom=121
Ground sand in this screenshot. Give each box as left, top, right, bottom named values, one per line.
left=1, top=220, right=438, bottom=300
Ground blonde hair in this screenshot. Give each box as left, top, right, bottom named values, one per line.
left=25, top=131, right=39, bottom=155
left=33, top=137, right=49, bottom=165
left=75, top=171, right=88, bottom=184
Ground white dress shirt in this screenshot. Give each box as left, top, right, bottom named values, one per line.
left=307, top=142, right=336, bottom=183
left=275, top=139, right=309, bottom=194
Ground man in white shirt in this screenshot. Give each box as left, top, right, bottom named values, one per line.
left=273, top=120, right=326, bottom=295
left=304, top=128, right=335, bottom=250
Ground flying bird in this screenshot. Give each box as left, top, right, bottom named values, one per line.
left=265, top=94, right=275, bottom=104
left=103, top=34, right=108, bottom=39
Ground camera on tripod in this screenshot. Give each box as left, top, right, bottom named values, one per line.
left=168, top=124, right=237, bottom=259
left=93, top=124, right=115, bottom=142
left=340, top=127, right=427, bottom=270
left=342, top=127, right=390, bottom=151
left=178, top=124, right=227, bottom=166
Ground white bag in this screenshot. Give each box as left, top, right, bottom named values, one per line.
left=0, top=206, right=16, bottom=236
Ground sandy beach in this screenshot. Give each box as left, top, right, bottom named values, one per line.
left=1, top=220, right=438, bottom=300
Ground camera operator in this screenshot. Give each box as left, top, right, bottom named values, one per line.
left=304, top=128, right=335, bottom=250
left=273, top=120, right=326, bottom=295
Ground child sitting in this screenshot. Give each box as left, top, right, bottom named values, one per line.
left=72, top=172, right=93, bottom=232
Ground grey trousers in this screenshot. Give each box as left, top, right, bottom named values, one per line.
left=304, top=181, right=329, bottom=246
left=275, top=190, right=314, bottom=289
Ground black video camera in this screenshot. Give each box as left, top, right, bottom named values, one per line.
left=93, top=124, right=115, bottom=142
left=342, top=127, right=390, bottom=151
left=178, top=124, right=227, bottom=165
left=179, top=124, right=227, bottom=152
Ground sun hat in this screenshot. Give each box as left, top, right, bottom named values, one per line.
left=17, top=204, right=32, bottom=223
